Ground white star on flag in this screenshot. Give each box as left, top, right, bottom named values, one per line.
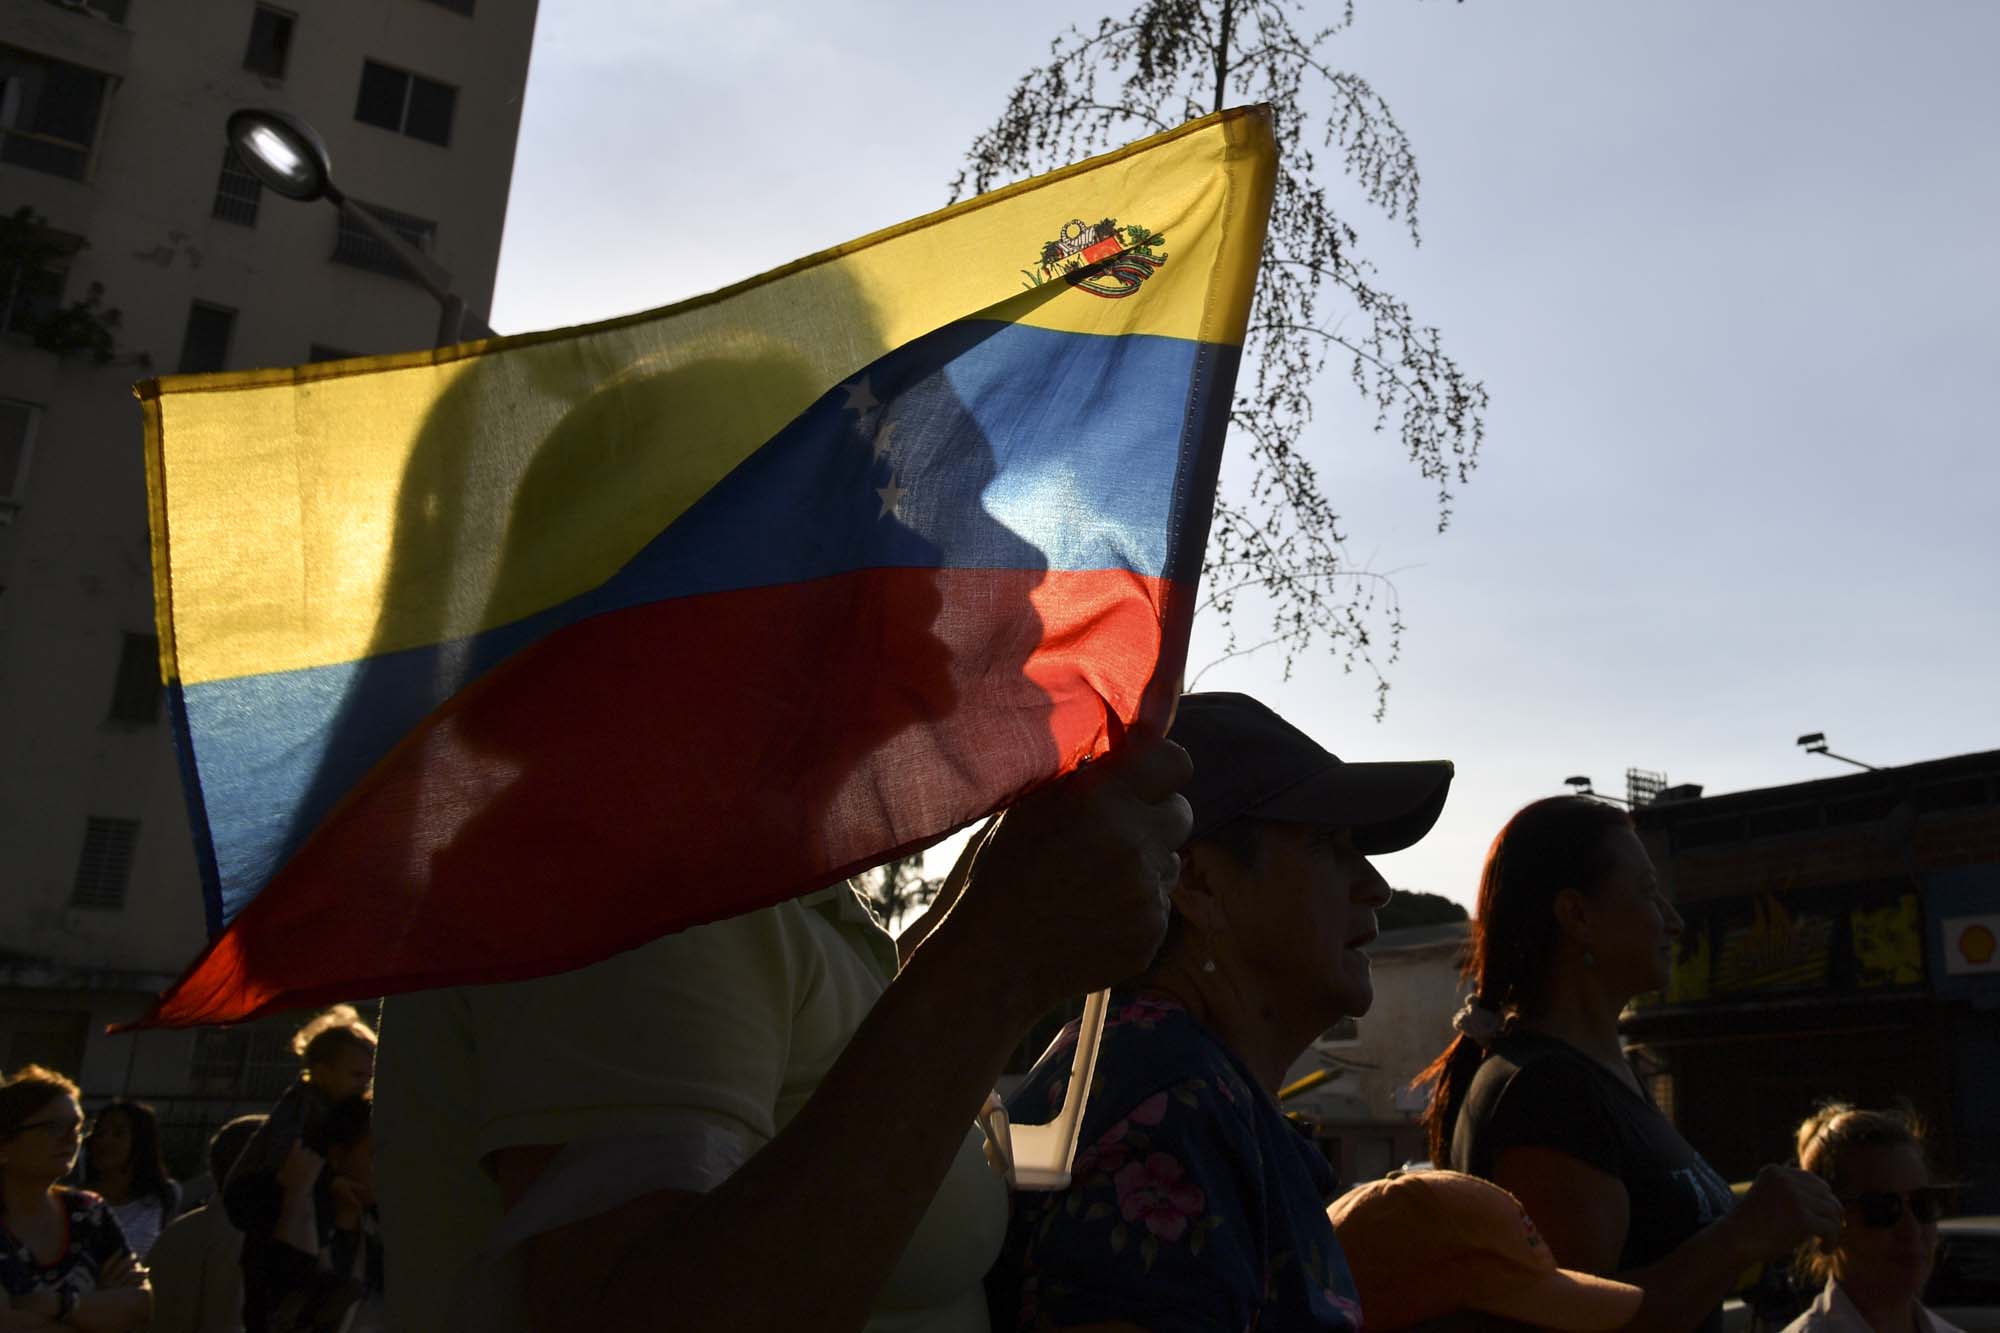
left=876, top=475, right=906, bottom=519
left=841, top=377, right=879, bottom=415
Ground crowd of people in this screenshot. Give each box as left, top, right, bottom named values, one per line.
left=0, top=690, right=1971, bottom=1332
left=1, top=1008, right=381, bottom=1332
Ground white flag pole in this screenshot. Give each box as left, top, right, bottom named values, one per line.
left=997, top=986, right=1110, bottom=1190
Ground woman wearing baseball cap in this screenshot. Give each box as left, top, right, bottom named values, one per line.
left=1418, top=797, right=1843, bottom=1333
left=987, top=692, right=1454, bottom=1332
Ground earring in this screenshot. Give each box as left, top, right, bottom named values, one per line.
left=1201, top=959, right=1217, bottom=973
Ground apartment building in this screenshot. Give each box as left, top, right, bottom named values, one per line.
left=0, top=0, right=538, bottom=1172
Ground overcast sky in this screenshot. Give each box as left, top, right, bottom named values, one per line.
left=492, top=1, right=2000, bottom=908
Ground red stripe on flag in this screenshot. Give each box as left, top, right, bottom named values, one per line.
left=130, top=566, right=1175, bottom=1028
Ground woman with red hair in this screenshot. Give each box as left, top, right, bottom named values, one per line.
left=1417, top=796, right=1842, bottom=1333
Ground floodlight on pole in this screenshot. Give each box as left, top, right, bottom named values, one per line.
left=225, top=108, right=493, bottom=347
left=1795, top=731, right=1879, bottom=772
left=1563, top=775, right=1629, bottom=805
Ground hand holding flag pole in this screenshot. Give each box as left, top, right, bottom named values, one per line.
left=982, top=695, right=1187, bottom=1191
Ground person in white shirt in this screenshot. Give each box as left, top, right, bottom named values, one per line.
left=1782, top=1102, right=1962, bottom=1333
left=376, top=732, right=1194, bottom=1333
left=145, top=1116, right=264, bottom=1333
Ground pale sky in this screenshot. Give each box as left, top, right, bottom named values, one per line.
left=492, top=1, right=2000, bottom=908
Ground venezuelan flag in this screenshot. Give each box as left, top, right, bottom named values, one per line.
left=132, top=108, right=1277, bottom=1027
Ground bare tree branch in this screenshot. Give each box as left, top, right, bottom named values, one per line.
left=953, top=0, right=1485, bottom=710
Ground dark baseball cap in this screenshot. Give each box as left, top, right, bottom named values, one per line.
left=1167, top=692, right=1453, bottom=855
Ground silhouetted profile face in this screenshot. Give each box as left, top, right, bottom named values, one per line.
left=87, top=1105, right=133, bottom=1173
left=309, top=1043, right=376, bottom=1103
left=1580, top=827, right=1682, bottom=997
left=1202, top=823, right=1393, bottom=1022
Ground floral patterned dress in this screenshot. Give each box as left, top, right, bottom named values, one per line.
left=989, top=994, right=1364, bottom=1332
left=0, top=1188, right=133, bottom=1306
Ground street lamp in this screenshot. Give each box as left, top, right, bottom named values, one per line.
left=1795, top=732, right=1879, bottom=773
left=1563, top=776, right=1630, bottom=805
left=226, top=108, right=494, bottom=347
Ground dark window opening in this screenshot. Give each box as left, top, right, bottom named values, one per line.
left=0, top=399, right=37, bottom=504
left=1672, top=815, right=1745, bottom=852
left=41, top=0, right=132, bottom=21
left=1824, top=790, right=1901, bottom=828
left=212, top=145, right=262, bottom=226
left=307, top=343, right=356, bottom=362
left=1, top=260, right=67, bottom=338
left=1914, top=777, right=1989, bottom=813
left=331, top=203, right=436, bottom=281
left=421, top=0, right=475, bottom=13
left=71, top=816, right=139, bottom=910
left=0, top=45, right=111, bottom=179
left=178, top=302, right=236, bottom=374
left=243, top=5, right=295, bottom=79
left=1742, top=803, right=1821, bottom=840
left=4, top=1011, right=88, bottom=1080
left=353, top=59, right=455, bottom=146
left=108, top=631, right=161, bottom=724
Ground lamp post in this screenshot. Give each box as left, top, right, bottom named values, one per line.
left=1563, top=776, right=1630, bottom=805
left=225, top=108, right=494, bottom=348
left=1795, top=732, right=1879, bottom=773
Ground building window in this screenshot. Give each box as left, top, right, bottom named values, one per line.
left=0, top=245, right=70, bottom=338
left=0, top=399, right=38, bottom=511
left=306, top=343, right=356, bottom=362
left=0, top=46, right=111, bottom=179
left=189, top=1024, right=297, bottom=1099
left=242, top=5, right=295, bottom=79
left=107, top=631, right=161, bottom=724
left=2, top=1011, right=89, bottom=1081
left=331, top=203, right=436, bottom=280
left=71, top=816, right=139, bottom=910
left=188, top=1028, right=248, bottom=1094
left=39, top=0, right=132, bottom=21
left=212, top=146, right=262, bottom=227
left=353, top=60, right=455, bottom=147
left=178, top=302, right=236, bottom=373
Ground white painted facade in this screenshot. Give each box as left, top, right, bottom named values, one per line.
left=0, top=0, right=536, bottom=1170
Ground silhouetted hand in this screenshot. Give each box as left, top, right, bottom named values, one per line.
left=938, top=730, right=1194, bottom=1014
left=1725, top=1165, right=1844, bottom=1261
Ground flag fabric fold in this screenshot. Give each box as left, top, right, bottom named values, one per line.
left=132, top=106, right=1278, bottom=1028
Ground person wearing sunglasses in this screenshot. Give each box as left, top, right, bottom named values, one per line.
left=1784, top=1102, right=1961, bottom=1333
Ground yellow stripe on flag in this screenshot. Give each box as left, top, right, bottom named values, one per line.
left=143, top=108, right=1275, bottom=687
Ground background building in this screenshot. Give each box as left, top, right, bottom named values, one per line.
left=1282, top=920, right=1469, bottom=1186
left=1624, top=748, right=2000, bottom=1210
left=0, top=0, right=538, bottom=1176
